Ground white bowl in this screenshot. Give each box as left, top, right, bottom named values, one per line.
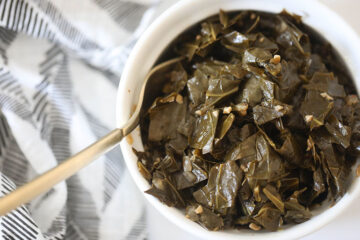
left=116, top=0, right=360, bottom=239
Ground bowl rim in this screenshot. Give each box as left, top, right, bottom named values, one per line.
left=116, top=0, right=360, bottom=239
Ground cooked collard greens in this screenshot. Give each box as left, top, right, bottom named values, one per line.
left=135, top=10, right=360, bottom=232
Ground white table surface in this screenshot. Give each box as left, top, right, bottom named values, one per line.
left=146, top=0, right=360, bottom=239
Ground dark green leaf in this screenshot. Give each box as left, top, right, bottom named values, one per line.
left=137, top=161, right=152, bottom=182
left=252, top=33, right=278, bottom=51
left=275, top=60, right=302, bottom=102
left=243, top=48, right=272, bottom=66
left=275, top=15, right=309, bottom=55
left=263, top=185, right=284, bottom=212
left=219, top=9, right=229, bottom=28
left=174, top=155, right=208, bottom=190
left=162, top=63, right=188, bottom=94
left=253, top=205, right=282, bottom=231
left=187, top=69, right=208, bottom=106
left=325, top=114, right=351, bottom=148
left=190, top=109, right=219, bottom=154
left=253, top=105, right=286, bottom=125
left=246, top=134, right=286, bottom=182
left=303, top=72, right=346, bottom=98
left=148, top=100, right=186, bottom=141
left=186, top=204, right=224, bottom=231
left=300, top=90, right=334, bottom=130
left=156, top=149, right=180, bottom=173
left=146, top=172, right=185, bottom=207
left=216, top=113, right=235, bottom=139
left=225, top=133, right=258, bottom=162
left=237, top=75, right=263, bottom=107
left=193, top=161, right=243, bottom=213
left=278, top=133, right=303, bottom=167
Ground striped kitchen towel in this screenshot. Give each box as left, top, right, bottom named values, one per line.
left=0, top=0, right=177, bottom=239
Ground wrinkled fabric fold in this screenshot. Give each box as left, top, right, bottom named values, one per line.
left=0, top=0, right=176, bottom=239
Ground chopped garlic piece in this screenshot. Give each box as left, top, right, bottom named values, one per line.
left=176, top=94, right=183, bottom=104
left=270, top=54, right=281, bottom=64
left=274, top=105, right=284, bottom=111
left=320, top=92, right=334, bottom=101
left=223, top=106, right=232, bottom=114
left=249, top=223, right=261, bottom=231
left=195, top=205, right=203, bottom=214
left=305, top=115, right=313, bottom=123
left=346, top=94, right=359, bottom=106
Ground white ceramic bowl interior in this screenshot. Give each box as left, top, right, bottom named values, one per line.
left=117, top=0, right=360, bottom=239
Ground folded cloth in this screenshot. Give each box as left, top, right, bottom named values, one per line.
left=0, top=0, right=176, bottom=239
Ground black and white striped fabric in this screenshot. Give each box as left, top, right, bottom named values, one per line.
left=0, top=0, right=176, bottom=239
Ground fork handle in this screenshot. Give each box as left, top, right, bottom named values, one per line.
left=0, top=128, right=124, bottom=216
